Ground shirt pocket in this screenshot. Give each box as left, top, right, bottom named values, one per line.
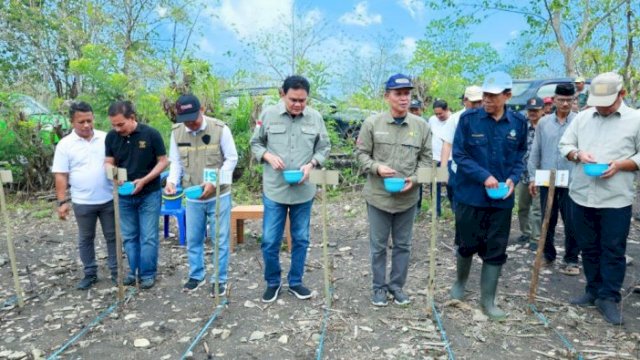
left=373, top=134, right=394, bottom=164
left=205, top=144, right=222, bottom=167
left=267, top=125, right=287, bottom=144
left=300, top=126, right=318, bottom=148
left=179, top=146, right=189, bottom=168
left=398, top=141, right=420, bottom=175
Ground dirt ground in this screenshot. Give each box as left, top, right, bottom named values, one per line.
left=1, top=191, right=640, bottom=360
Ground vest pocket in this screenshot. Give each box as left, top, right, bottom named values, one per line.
left=179, top=147, right=189, bottom=167
left=205, top=144, right=222, bottom=167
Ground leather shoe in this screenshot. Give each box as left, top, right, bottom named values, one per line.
left=569, top=292, right=596, bottom=307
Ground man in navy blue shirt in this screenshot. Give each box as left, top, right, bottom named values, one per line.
left=449, top=71, right=528, bottom=320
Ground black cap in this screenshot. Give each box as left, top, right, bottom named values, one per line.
left=555, top=83, right=576, bottom=96
left=175, top=94, right=201, bottom=123
left=525, top=97, right=544, bottom=110
left=409, top=99, right=423, bottom=109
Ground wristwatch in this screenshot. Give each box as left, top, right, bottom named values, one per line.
left=309, top=159, right=319, bottom=168
left=572, top=150, right=581, bottom=162
left=56, top=199, right=70, bottom=207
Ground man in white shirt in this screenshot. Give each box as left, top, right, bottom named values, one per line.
left=52, top=102, right=117, bottom=290
left=164, top=94, right=238, bottom=296
left=428, top=100, right=451, bottom=216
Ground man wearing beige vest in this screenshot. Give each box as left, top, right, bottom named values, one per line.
left=165, top=94, right=238, bottom=296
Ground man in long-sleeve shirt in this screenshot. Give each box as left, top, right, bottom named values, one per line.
left=250, top=76, right=330, bottom=303
left=164, top=94, right=238, bottom=296
left=449, top=71, right=527, bottom=321
left=559, top=72, right=640, bottom=325
left=356, top=74, right=431, bottom=307
left=528, top=84, right=579, bottom=275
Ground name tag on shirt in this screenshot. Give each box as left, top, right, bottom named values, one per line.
left=534, top=170, right=569, bottom=187
left=203, top=168, right=233, bottom=185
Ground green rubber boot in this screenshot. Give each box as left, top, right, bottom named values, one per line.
left=480, top=263, right=507, bottom=321
left=450, top=254, right=473, bottom=300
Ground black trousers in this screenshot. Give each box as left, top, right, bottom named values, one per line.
left=539, top=187, right=579, bottom=263
left=455, top=203, right=512, bottom=265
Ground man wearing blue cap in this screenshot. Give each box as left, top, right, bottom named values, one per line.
left=356, top=73, right=432, bottom=306
left=164, top=94, right=238, bottom=296
left=449, top=71, right=528, bottom=320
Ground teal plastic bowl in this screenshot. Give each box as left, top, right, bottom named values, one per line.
left=383, top=177, right=405, bottom=193
left=583, top=163, right=608, bottom=177
left=118, top=182, right=135, bottom=196
left=283, top=170, right=303, bottom=184
left=184, top=185, right=203, bottom=199
left=486, top=182, right=509, bottom=199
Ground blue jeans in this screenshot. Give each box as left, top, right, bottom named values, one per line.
left=262, top=195, right=313, bottom=287
left=572, top=202, right=630, bottom=302
left=186, top=194, right=231, bottom=283
left=119, top=190, right=161, bottom=280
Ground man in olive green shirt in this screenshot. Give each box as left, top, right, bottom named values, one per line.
left=250, top=75, right=331, bottom=303
left=356, top=74, right=432, bottom=306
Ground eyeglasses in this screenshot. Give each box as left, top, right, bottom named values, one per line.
left=555, top=97, right=575, bottom=104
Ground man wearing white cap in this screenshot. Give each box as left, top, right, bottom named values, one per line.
left=574, top=76, right=588, bottom=110
left=559, top=72, right=640, bottom=325
left=449, top=72, right=528, bottom=320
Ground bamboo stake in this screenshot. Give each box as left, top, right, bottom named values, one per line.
left=111, top=176, right=125, bottom=303
left=213, top=169, right=222, bottom=307
left=426, top=163, right=438, bottom=315
left=528, top=169, right=556, bottom=308
left=321, top=169, right=331, bottom=308
left=0, top=177, right=25, bottom=308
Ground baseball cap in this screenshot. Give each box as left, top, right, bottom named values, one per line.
left=555, top=83, right=576, bottom=96
left=587, top=72, right=623, bottom=107
left=409, top=99, right=423, bottom=109
left=175, top=94, right=201, bottom=123
left=464, top=85, right=483, bottom=102
left=481, top=71, right=513, bottom=94
left=525, top=97, right=544, bottom=110
left=574, top=76, right=586, bottom=83
left=543, top=97, right=553, bottom=104
left=385, top=74, right=414, bottom=90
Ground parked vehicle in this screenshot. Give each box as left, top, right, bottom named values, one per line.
left=507, top=77, right=590, bottom=112
left=0, top=93, right=69, bottom=145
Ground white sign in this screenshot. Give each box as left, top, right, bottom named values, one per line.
left=309, top=170, right=339, bottom=185
left=203, top=168, right=233, bottom=185
left=534, top=170, right=570, bottom=187
left=0, top=170, right=13, bottom=184
left=417, top=167, right=449, bottom=184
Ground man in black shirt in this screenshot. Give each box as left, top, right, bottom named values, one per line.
left=105, top=101, right=168, bottom=289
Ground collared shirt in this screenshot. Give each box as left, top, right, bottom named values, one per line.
left=167, top=116, right=238, bottom=202
left=105, top=123, right=166, bottom=196
left=438, top=108, right=466, bottom=173
left=355, top=112, right=432, bottom=213
left=452, top=107, right=528, bottom=209
left=52, top=129, right=113, bottom=204
left=559, top=104, right=640, bottom=208
left=250, top=101, right=330, bottom=205
left=527, top=112, right=576, bottom=182
left=428, top=115, right=449, bottom=161
left=521, top=122, right=536, bottom=182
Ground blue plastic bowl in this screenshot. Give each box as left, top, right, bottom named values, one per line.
left=184, top=185, right=203, bottom=199
left=118, top=182, right=135, bottom=196
left=486, top=182, right=509, bottom=199
left=383, top=177, right=405, bottom=193
left=583, top=163, right=609, bottom=177
left=283, top=170, right=303, bottom=184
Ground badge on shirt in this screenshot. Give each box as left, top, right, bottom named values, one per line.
left=139, top=140, right=147, bottom=149
left=509, top=129, right=516, bottom=138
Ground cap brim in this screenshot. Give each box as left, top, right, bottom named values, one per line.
left=467, top=95, right=482, bottom=102
left=525, top=106, right=543, bottom=110
left=386, top=85, right=414, bottom=90
left=176, top=111, right=199, bottom=123
left=481, top=86, right=505, bottom=94
left=587, top=93, right=617, bottom=107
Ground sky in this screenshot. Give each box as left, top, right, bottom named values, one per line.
left=190, top=0, right=530, bottom=92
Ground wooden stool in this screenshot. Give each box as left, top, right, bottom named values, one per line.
left=230, top=205, right=291, bottom=252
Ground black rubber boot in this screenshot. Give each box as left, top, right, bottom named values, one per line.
left=480, top=263, right=507, bottom=321
left=450, top=254, right=473, bottom=300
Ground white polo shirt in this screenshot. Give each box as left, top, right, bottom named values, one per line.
left=51, top=129, right=113, bottom=204
left=428, top=115, right=450, bottom=162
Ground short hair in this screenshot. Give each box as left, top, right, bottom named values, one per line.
left=108, top=100, right=137, bottom=119
left=282, top=75, right=311, bottom=95
left=69, top=101, right=93, bottom=119
left=433, top=100, right=448, bottom=110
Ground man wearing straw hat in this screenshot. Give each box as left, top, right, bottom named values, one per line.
left=356, top=73, right=432, bottom=307
left=450, top=71, right=528, bottom=320
left=559, top=72, right=640, bottom=325
left=164, top=94, right=238, bottom=297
